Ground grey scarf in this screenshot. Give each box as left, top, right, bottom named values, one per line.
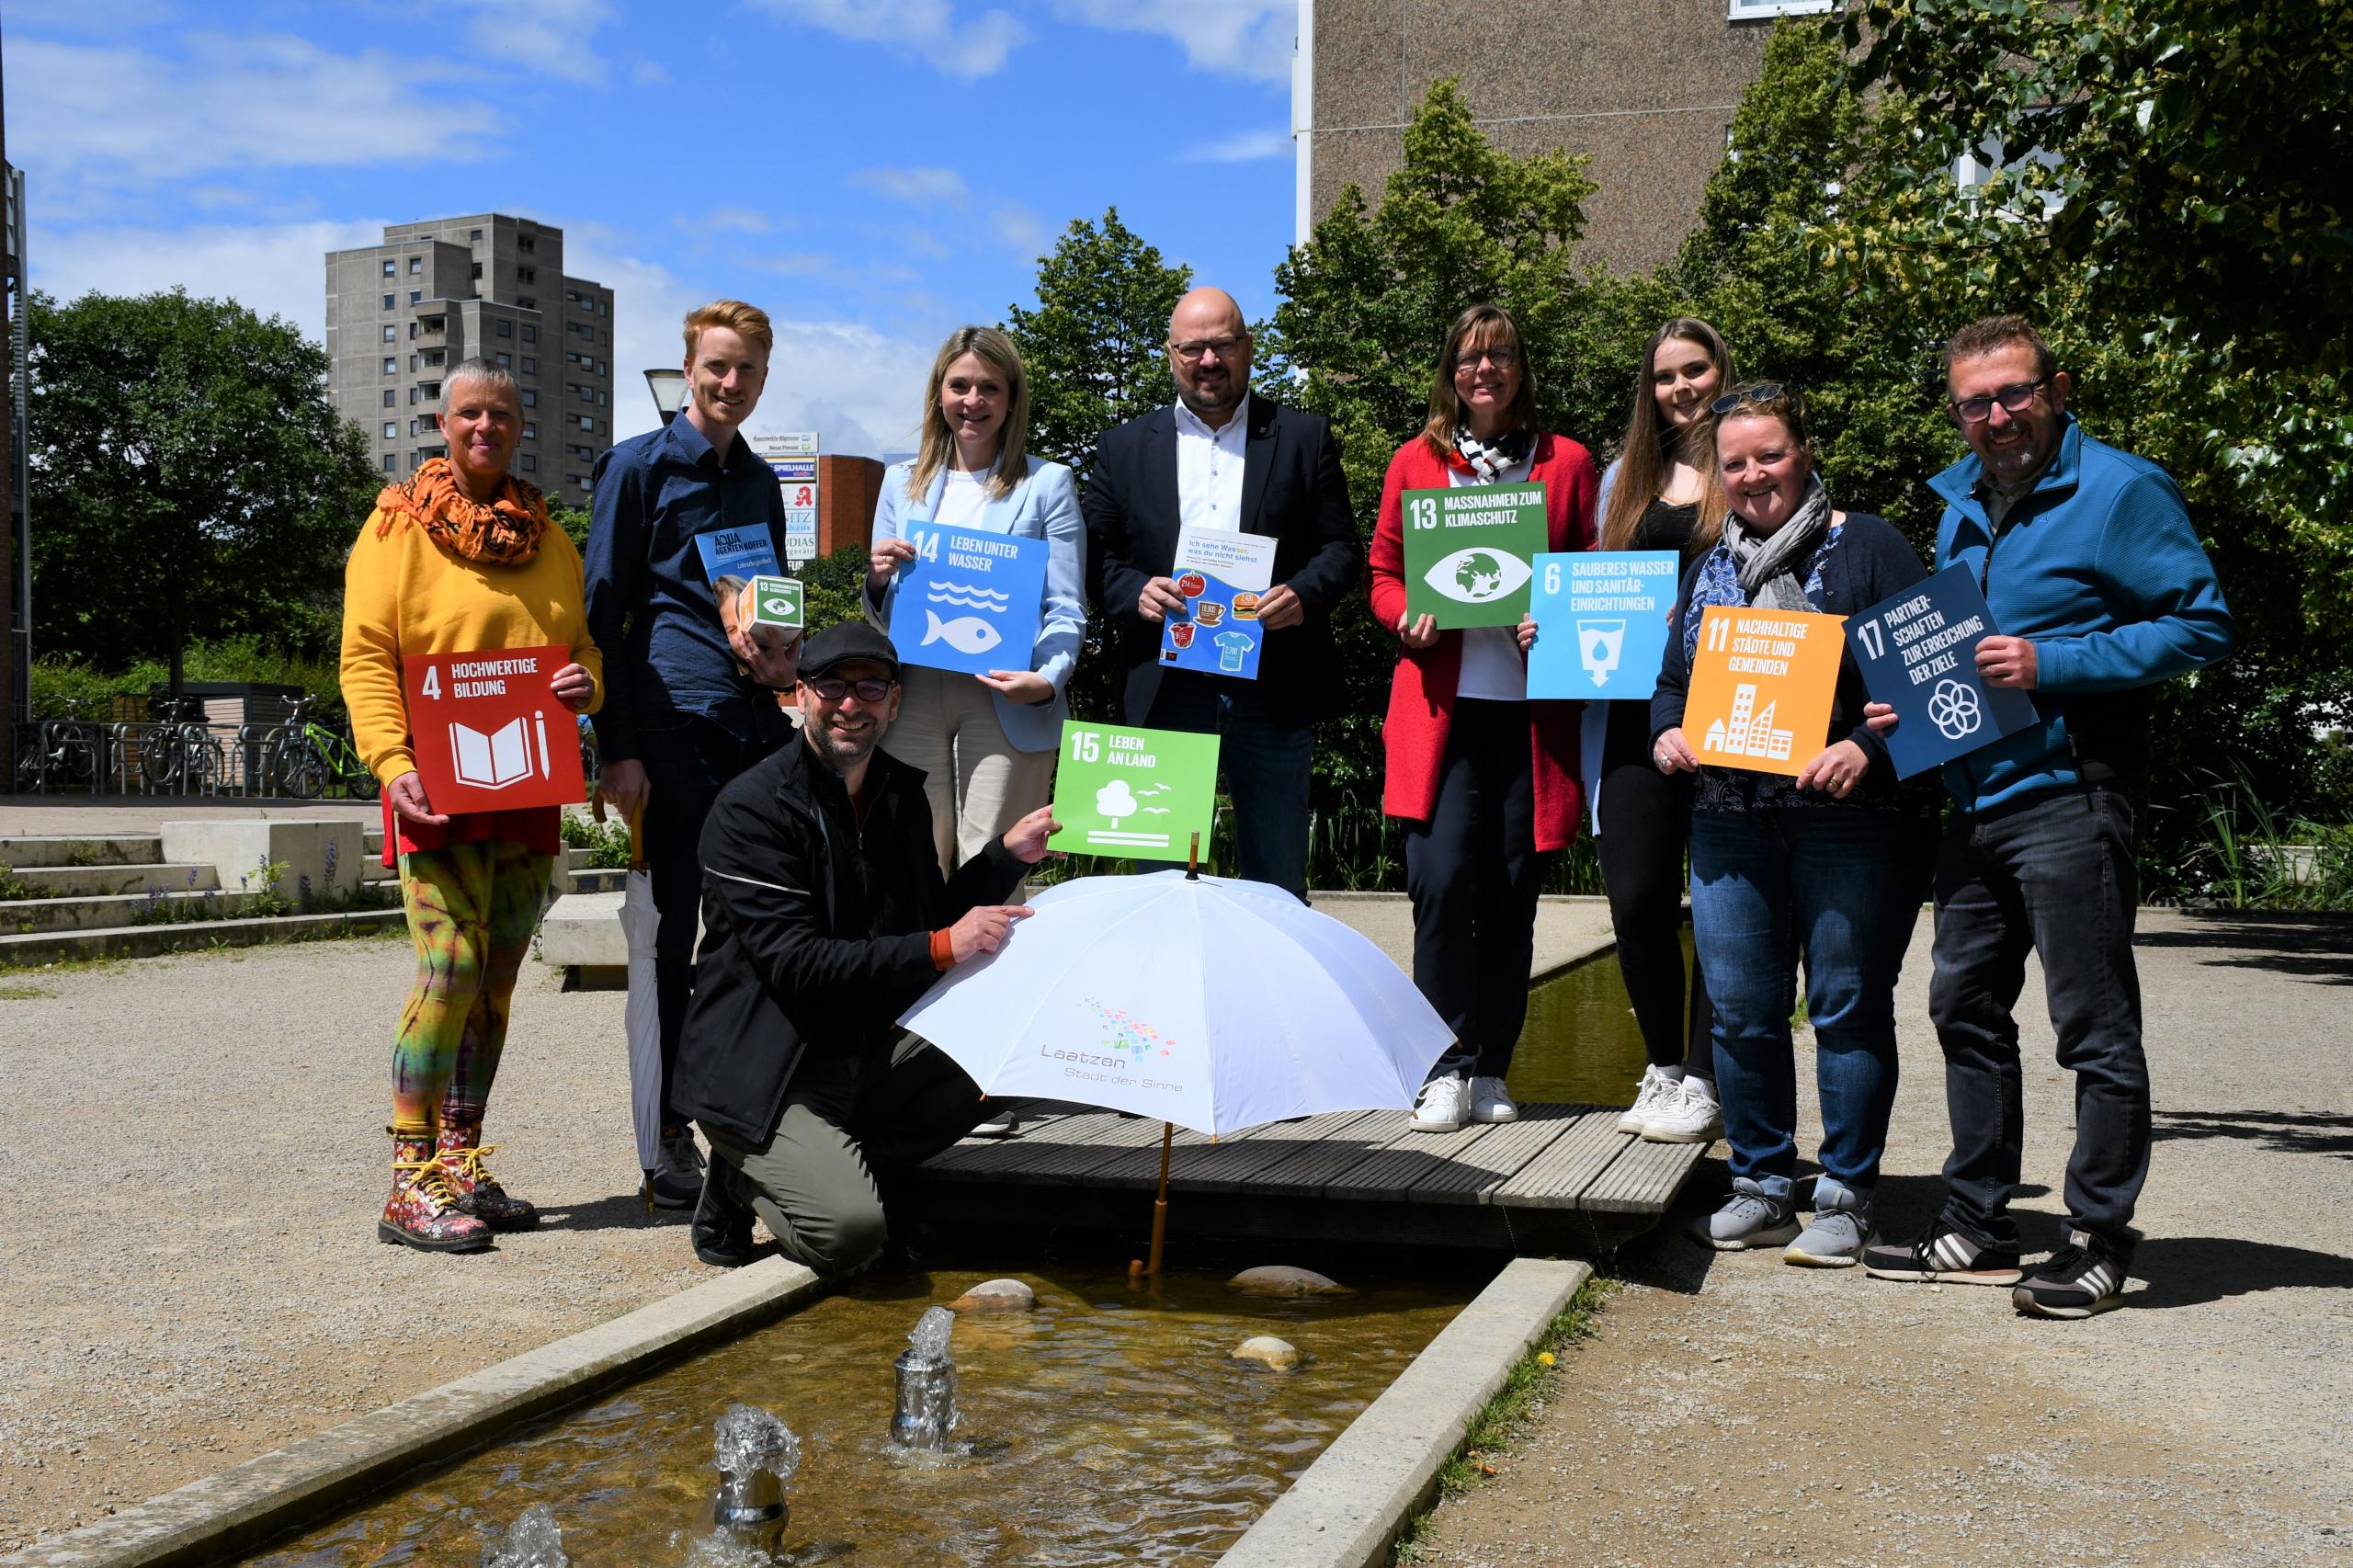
left=1724, top=472, right=1833, bottom=610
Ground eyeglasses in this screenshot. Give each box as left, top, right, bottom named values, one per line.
left=1949, top=377, right=2048, bottom=425
left=1168, top=336, right=1246, bottom=364
left=1710, top=382, right=1790, bottom=415
left=1453, top=347, right=1520, bottom=372
left=802, top=676, right=894, bottom=703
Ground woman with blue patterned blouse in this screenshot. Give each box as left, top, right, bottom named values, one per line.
left=1649, top=384, right=1937, bottom=1266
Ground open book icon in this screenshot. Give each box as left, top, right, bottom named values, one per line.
left=449, top=713, right=549, bottom=790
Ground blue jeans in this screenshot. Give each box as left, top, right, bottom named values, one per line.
left=1928, top=786, right=2146, bottom=1257
left=1689, top=807, right=1932, bottom=1202
left=1215, top=691, right=1313, bottom=901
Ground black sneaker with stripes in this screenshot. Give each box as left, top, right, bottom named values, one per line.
left=1859, top=1219, right=2025, bottom=1285
left=2012, top=1231, right=2128, bottom=1318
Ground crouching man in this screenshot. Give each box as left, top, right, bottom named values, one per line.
left=674, top=622, right=1054, bottom=1273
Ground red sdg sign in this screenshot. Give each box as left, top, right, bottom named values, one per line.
left=402, top=644, right=584, bottom=813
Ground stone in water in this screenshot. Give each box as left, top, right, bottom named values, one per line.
left=1231, top=1336, right=1301, bottom=1371
left=481, top=1504, right=567, bottom=1568
left=1228, top=1266, right=1347, bottom=1297
left=949, top=1278, right=1036, bottom=1312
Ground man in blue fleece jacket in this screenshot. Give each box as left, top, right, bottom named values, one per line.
left=1860, top=316, right=2233, bottom=1318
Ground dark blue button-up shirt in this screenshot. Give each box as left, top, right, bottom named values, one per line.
left=585, top=415, right=791, bottom=760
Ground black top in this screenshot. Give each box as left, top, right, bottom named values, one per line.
left=1603, top=498, right=1714, bottom=766
left=1631, top=497, right=1708, bottom=562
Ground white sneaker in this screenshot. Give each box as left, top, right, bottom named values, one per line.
left=1617, top=1064, right=1685, bottom=1134
left=1642, top=1074, right=1723, bottom=1143
left=1469, top=1076, right=1518, bottom=1123
left=1412, top=1074, right=1467, bottom=1132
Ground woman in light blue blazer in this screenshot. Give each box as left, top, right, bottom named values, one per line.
left=866, top=324, right=1085, bottom=872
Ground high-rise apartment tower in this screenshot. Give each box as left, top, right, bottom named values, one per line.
left=324, top=214, right=614, bottom=504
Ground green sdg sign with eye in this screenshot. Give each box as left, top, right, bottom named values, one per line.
left=748, top=574, right=803, bottom=631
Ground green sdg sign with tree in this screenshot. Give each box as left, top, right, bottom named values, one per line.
left=1048, top=722, right=1220, bottom=864
left=1401, top=483, right=1549, bottom=629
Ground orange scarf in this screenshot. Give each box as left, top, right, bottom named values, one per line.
left=375, top=457, right=548, bottom=566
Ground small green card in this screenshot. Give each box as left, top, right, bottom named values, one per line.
left=1049, top=721, right=1220, bottom=864
left=747, top=574, right=803, bottom=630
left=1401, top=482, right=1549, bottom=629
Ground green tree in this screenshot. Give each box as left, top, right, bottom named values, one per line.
left=28, top=289, right=378, bottom=695
left=1005, top=208, right=1191, bottom=476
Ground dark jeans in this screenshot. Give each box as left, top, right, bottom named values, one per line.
left=1928, top=786, right=2147, bottom=1257
left=703, top=1031, right=987, bottom=1277
left=1214, top=689, right=1313, bottom=900
left=1689, top=807, right=1931, bottom=1200
left=639, top=715, right=782, bottom=1128
left=1404, top=700, right=1540, bottom=1081
left=1597, top=699, right=1711, bottom=1077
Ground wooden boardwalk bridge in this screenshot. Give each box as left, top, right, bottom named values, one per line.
left=913, top=1101, right=1709, bottom=1256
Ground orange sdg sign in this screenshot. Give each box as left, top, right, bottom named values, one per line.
left=402, top=644, right=584, bottom=813
left=1682, top=606, right=1847, bottom=778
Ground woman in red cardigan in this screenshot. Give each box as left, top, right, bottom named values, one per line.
left=1370, top=303, right=1599, bottom=1131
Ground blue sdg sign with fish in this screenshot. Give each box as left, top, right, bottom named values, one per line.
left=887, top=521, right=1050, bottom=677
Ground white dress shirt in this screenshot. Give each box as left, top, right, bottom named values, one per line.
left=1174, top=392, right=1251, bottom=537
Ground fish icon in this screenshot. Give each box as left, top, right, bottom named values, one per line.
left=924, top=609, right=1003, bottom=655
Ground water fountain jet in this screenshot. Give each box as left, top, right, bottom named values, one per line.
left=693, top=1403, right=800, bottom=1558
left=889, top=1306, right=961, bottom=1452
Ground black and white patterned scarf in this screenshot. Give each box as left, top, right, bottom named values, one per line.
left=1453, top=426, right=1534, bottom=481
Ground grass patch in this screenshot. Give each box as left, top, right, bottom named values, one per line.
left=0, top=983, right=51, bottom=999
left=1392, top=1272, right=1617, bottom=1562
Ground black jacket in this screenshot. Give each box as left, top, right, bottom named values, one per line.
left=673, top=735, right=1025, bottom=1146
left=1082, top=395, right=1361, bottom=728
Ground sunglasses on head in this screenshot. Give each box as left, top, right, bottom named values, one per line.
left=1710, top=382, right=1795, bottom=415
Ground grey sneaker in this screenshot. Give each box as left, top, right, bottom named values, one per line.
left=1690, top=1177, right=1800, bottom=1251
left=972, top=1104, right=1019, bottom=1137
left=1785, top=1179, right=1872, bottom=1267
left=648, top=1128, right=707, bottom=1210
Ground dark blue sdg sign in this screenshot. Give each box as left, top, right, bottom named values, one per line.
left=1844, top=563, right=2039, bottom=778
left=888, top=522, right=1049, bottom=677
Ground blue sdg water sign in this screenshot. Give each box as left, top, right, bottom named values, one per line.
left=1526, top=550, right=1680, bottom=700
left=1844, top=563, right=2040, bottom=778
left=888, top=521, right=1050, bottom=677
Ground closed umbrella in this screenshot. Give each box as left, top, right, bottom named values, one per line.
left=898, top=864, right=1452, bottom=1270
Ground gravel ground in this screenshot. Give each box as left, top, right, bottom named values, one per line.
left=0, top=936, right=706, bottom=1552
left=1415, top=908, right=2353, bottom=1567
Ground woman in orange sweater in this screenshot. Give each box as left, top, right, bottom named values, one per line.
left=341, top=358, right=601, bottom=1253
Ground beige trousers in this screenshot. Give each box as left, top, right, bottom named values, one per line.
left=880, top=665, right=1057, bottom=869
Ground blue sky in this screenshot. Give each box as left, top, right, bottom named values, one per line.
left=6, top=0, right=1299, bottom=456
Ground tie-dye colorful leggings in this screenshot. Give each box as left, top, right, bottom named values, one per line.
left=390, top=838, right=552, bottom=1135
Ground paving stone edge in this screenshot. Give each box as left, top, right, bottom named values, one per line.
left=1215, top=1256, right=1593, bottom=1568
left=1, top=1256, right=824, bottom=1568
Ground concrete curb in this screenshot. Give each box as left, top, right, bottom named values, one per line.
left=2, top=1256, right=824, bottom=1568
left=0, top=907, right=407, bottom=968
left=1216, top=1256, right=1592, bottom=1568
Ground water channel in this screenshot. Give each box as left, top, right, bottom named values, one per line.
left=243, top=949, right=1680, bottom=1565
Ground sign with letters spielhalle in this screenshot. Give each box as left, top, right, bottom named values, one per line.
left=888, top=520, right=1049, bottom=677
left=1048, top=721, right=1219, bottom=864
left=403, top=644, right=584, bottom=812
left=1527, top=550, right=1680, bottom=700
left=1682, top=606, right=1847, bottom=778
left=1845, top=564, right=2040, bottom=778
left=1401, top=482, right=1549, bottom=629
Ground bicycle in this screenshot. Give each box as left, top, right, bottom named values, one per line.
left=266, top=698, right=380, bottom=801
left=16, top=699, right=108, bottom=794
left=140, top=696, right=226, bottom=794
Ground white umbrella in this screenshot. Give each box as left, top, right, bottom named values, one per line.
left=898, top=867, right=1453, bottom=1270
left=605, top=800, right=663, bottom=1190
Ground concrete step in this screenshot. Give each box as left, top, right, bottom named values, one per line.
left=0, top=907, right=408, bottom=967
left=0, top=835, right=165, bottom=869
left=6, top=861, right=222, bottom=898
left=1, top=888, right=273, bottom=934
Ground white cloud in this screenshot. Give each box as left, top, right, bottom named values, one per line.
left=468, top=0, right=616, bottom=85
left=694, top=207, right=775, bottom=235
left=9, top=34, right=505, bottom=211
left=1054, top=0, right=1294, bottom=85
left=631, top=57, right=672, bottom=85
left=989, top=202, right=1050, bottom=261
left=1179, top=128, right=1291, bottom=164
left=30, top=217, right=392, bottom=342
left=848, top=167, right=971, bottom=206
left=748, top=0, right=1025, bottom=78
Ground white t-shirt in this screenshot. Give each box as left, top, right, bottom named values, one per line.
left=1449, top=449, right=1534, bottom=702
left=934, top=466, right=994, bottom=529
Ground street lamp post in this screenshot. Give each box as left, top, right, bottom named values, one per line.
left=642, top=368, right=687, bottom=426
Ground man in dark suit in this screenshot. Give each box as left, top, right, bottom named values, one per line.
left=1082, top=287, right=1361, bottom=900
